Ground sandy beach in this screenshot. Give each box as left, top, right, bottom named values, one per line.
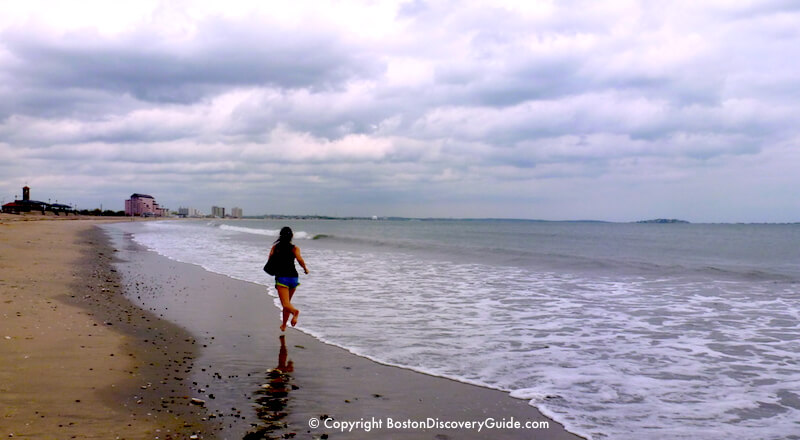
left=0, top=215, right=208, bottom=439
left=2, top=215, right=583, bottom=439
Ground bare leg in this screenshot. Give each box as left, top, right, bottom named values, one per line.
left=288, top=287, right=299, bottom=327
left=281, top=308, right=291, bottom=332
left=277, top=285, right=299, bottom=332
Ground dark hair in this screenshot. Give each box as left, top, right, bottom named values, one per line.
left=274, top=226, right=294, bottom=250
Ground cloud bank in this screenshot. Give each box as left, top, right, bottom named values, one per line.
left=2, top=0, right=799, bottom=221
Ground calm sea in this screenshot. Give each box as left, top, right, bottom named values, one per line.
left=107, top=219, right=800, bottom=440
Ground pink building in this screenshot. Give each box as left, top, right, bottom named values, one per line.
left=125, top=193, right=167, bottom=217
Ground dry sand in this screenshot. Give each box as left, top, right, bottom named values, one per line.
left=0, top=215, right=207, bottom=439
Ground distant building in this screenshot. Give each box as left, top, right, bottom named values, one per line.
left=125, top=193, right=167, bottom=217
left=212, top=206, right=225, bottom=218
left=2, top=185, right=75, bottom=215
left=177, top=207, right=203, bottom=218
left=231, top=207, right=243, bottom=218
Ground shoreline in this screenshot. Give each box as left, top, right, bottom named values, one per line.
left=0, top=217, right=209, bottom=438
left=2, top=216, right=583, bottom=439
left=104, top=221, right=584, bottom=440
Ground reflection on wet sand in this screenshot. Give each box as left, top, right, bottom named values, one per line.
left=244, top=335, right=297, bottom=439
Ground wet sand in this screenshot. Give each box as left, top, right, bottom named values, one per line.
left=105, top=221, right=585, bottom=440
left=0, top=215, right=208, bottom=439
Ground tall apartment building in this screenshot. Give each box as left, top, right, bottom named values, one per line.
left=211, top=206, right=225, bottom=218
left=231, top=207, right=243, bottom=218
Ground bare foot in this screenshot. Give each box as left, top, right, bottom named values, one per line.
left=279, top=323, right=287, bottom=332
left=291, top=310, right=299, bottom=327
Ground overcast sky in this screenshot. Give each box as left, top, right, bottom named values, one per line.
left=1, top=1, right=799, bottom=222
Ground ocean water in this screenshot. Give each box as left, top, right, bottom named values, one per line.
left=118, top=219, right=800, bottom=439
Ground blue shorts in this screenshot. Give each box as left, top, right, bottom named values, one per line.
left=275, top=277, right=300, bottom=289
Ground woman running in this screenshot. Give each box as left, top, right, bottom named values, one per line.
left=269, top=226, right=309, bottom=331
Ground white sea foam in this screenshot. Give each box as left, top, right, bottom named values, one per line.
left=126, top=220, right=800, bottom=440
left=219, top=224, right=310, bottom=239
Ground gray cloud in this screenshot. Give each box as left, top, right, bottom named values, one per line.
left=1, top=1, right=800, bottom=222
left=2, top=15, right=380, bottom=110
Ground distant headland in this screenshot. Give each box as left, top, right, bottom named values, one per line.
left=635, top=218, right=690, bottom=224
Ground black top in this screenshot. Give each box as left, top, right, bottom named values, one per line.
left=272, top=244, right=298, bottom=277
